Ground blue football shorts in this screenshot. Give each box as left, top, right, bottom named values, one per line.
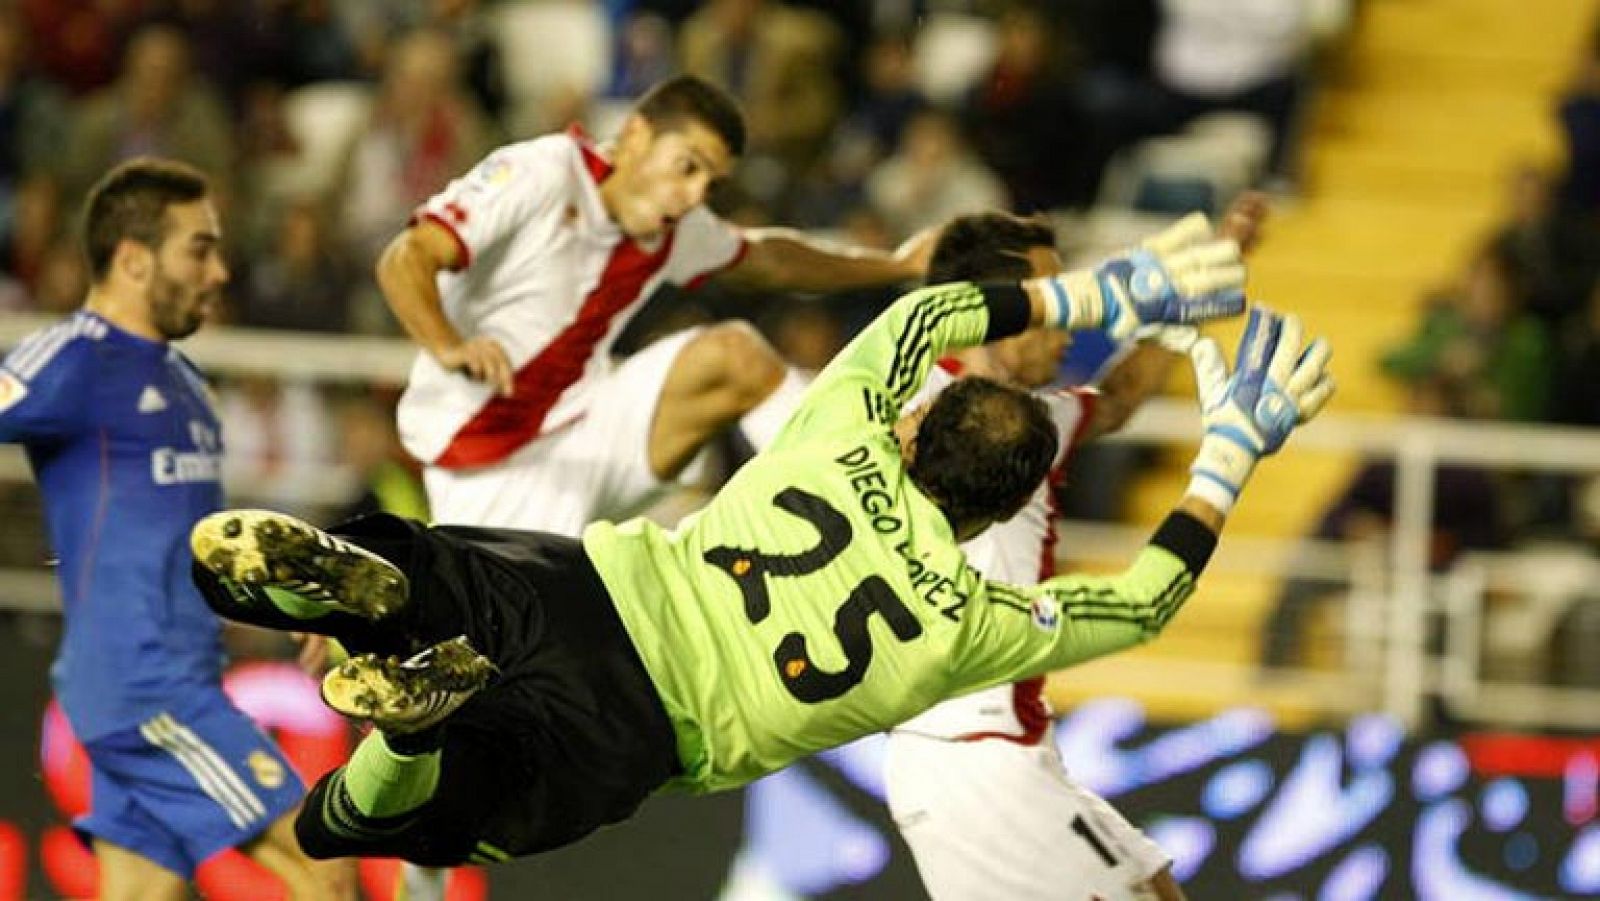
left=73, top=690, right=306, bottom=877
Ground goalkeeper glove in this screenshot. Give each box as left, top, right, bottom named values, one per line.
left=1033, top=213, right=1247, bottom=339
left=1187, top=307, right=1335, bottom=514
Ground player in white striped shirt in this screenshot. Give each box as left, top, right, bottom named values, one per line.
left=370, top=75, right=938, bottom=900
left=886, top=198, right=1265, bottom=901
left=379, top=75, right=934, bottom=535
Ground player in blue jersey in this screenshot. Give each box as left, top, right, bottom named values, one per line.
left=0, top=158, right=345, bottom=899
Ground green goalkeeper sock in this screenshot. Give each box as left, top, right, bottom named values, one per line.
left=341, top=732, right=441, bottom=819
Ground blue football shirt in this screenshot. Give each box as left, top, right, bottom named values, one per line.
left=0, top=311, right=227, bottom=740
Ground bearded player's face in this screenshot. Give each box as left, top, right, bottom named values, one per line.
left=146, top=199, right=228, bottom=341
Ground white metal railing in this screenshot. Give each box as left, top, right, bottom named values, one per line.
left=0, top=316, right=417, bottom=382
left=1439, top=550, right=1600, bottom=730
left=3, top=320, right=1599, bottom=729
left=1114, top=402, right=1600, bottom=728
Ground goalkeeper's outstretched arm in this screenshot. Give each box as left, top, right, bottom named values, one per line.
left=955, top=308, right=1335, bottom=683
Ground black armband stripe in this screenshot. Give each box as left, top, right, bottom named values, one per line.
left=1150, top=511, right=1217, bottom=575
left=978, top=283, right=1031, bottom=343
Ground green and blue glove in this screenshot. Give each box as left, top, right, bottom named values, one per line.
left=1034, top=213, right=1247, bottom=340
left=1186, top=307, right=1336, bottom=514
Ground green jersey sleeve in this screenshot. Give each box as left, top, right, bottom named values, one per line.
left=946, top=511, right=1218, bottom=694
left=768, top=282, right=1031, bottom=451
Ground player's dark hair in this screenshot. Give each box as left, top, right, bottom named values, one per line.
left=927, top=211, right=1057, bottom=284
left=909, top=375, right=1059, bottom=532
left=635, top=75, right=746, bottom=157
left=82, top=157, right=210, bottom=281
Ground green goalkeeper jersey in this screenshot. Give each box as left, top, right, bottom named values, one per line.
left=583, top=282, right=1207, bottom=794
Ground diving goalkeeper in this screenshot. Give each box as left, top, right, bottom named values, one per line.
left=187, top=223, right=1332, bottom=866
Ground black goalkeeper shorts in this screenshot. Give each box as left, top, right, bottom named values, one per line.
left=289, top=513, right=683, bottom=865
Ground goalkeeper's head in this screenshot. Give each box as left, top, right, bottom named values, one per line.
left=897, top=375, right=1059, bottom=542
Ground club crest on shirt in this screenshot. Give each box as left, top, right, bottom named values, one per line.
left=0, top=371, right=27, bottom=413
left=1030, top=597, right=1059, bottom=631
left=482, top=158, right=516, bottom=187
left=137, top=384, right=167, bottom=413
left=247, top=750, right=286, bottom=789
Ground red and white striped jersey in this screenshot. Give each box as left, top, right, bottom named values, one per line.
left=396, top=127, right=747, bottom=469
left=896, top=360, right=1098, bottom=744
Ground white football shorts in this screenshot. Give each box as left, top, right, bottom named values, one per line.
left=886, top=729, right=1170, bottom=900
left=423, top=327, right=705, bottom=535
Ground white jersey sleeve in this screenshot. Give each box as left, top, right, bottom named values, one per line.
left=664, top=206, right=746, bottom=288
left=1045, top=387, right=1097, bottom=468
left=413, top=139, right=567, bottom=268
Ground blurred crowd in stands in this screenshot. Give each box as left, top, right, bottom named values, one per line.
left=0, top=0, right=1327, bottom=325
left=0, top=0, right=1333, bottom=525
left=3, top=0, right=1600, bottom=679
left=1265, top=21, right=1600, bottom=675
